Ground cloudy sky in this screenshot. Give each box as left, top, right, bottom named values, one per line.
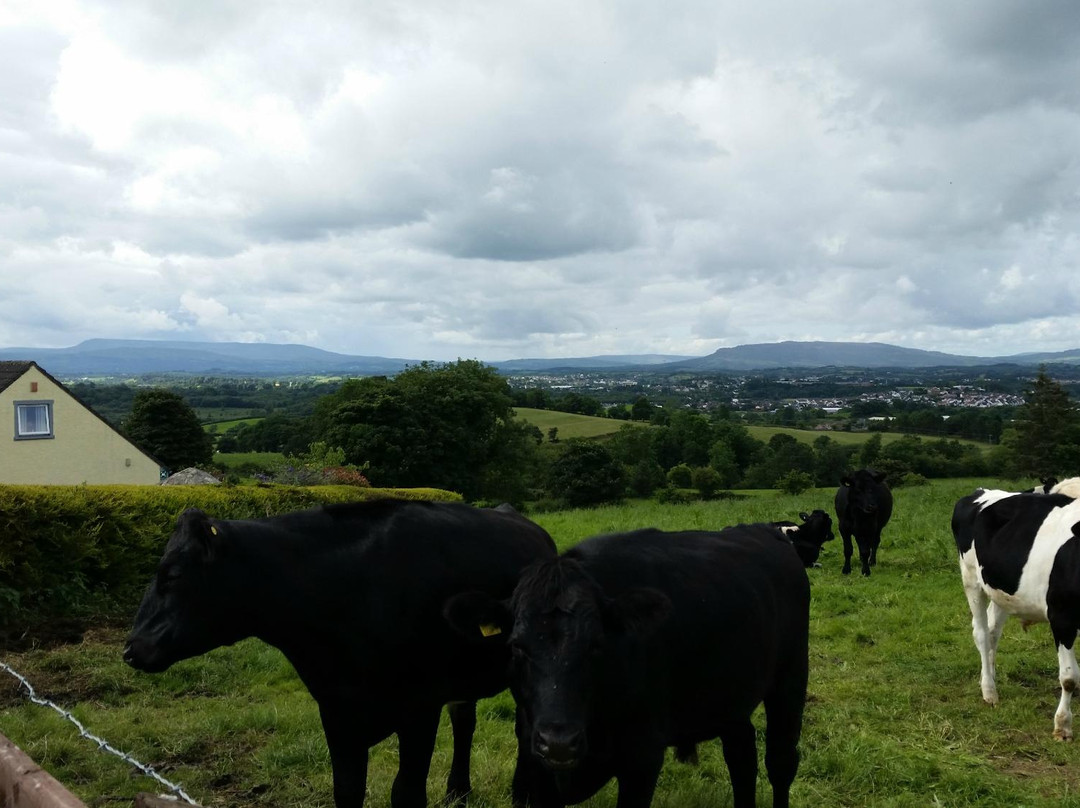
left=2, top=1, right=1079, bottom=361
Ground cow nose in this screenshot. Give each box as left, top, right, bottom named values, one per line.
left=122, top=642, right=135, bottom=665
left=534, top=724, right=586, bottom=768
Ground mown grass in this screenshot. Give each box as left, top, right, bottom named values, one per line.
left=3, top=478, right=1080, bottom=806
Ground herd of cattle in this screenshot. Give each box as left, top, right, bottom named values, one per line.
left=120, top=470, right=1080, bottom=808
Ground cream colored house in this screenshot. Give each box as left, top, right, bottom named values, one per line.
left=0, top=361, right=163, bottom=485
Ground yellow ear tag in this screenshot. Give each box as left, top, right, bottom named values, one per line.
left=479, top=623, right=502, bottom=638
left=210, top=526, right=218, bottom=535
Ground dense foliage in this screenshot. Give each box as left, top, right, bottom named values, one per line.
left=123, top=389, right=214, bottom=472
left=0, top=484, right=459, bottom=643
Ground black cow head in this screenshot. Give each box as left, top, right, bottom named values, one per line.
left=124, top=508, right=245, bottom=673
left=841, top=470, right=887, bottom=515
left=445, top=558, right=670, bottom=771
left=790, top=510, right=834, bottom=567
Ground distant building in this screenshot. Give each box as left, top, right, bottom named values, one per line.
left=0, top=361, right=163, bottom=485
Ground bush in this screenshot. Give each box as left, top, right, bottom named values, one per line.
left=655, top=486, right=697, bottom=505
left=900, top=472, right=930, bottom=487
left=546, top=441, right=626, bottom=507
left=666, top=464, right=693, bottom=488
left=691, top=466, right=723, bottom=499
left=0, top=483, right=458, bottom=645
left=776, top=470, right=815, bottom=495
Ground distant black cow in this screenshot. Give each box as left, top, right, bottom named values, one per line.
left=447, top=525, right=810, bottom=808
left=835, top=469, right=893, bottom=576
left=773, top=510, right=835, bottom=567
left=952, top=484, right=1080, bottom=739
left=124, top=500, right=556, bottom=808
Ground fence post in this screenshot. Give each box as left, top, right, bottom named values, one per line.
left=0, top=732, right=88, bottom=808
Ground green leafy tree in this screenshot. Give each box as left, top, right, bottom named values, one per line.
left=859, top=433, right=883, bottom=468
left=124, top=389, right=214, bottom=472
left=777, top=470, right=814, bottom=495
left=667, top=463, right=693, bottom=488
left=691, top=466, right=723, bottom=499
left=627, top=459, right=666, bottom=498
left=312, top=360, right=537, bottom=501
left=1010, top=369, right=1080, bottom=478
left=631, top=396, right=654, bottom=422
left=546, top=440, right=626, bottom=507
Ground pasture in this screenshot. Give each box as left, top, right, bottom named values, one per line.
left=3, top=479, right=1080, bottom=806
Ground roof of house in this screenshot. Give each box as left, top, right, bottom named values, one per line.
left=0, top=361, right=34, bottom=394
left=0, top=360, right=164, bottom=472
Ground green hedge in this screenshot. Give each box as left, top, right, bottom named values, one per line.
left=0, top=484, right=460, bottom=643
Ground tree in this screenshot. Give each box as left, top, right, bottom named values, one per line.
left=1008, top=369, right=1080, bottom=478
left=312, top=360, right=537, bottom=501
left=631, top=396, right=654, bottom=422
left=124, top=389, right=213, bottom=472
left=546, top=440, right=626, bottom=507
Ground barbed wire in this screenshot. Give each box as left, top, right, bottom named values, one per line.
left=0, top=660, right=198, bottom=805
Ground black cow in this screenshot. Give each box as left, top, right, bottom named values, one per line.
left=952, top=486, right=1080, bottom=739
left=124, top=500, right=556, bottom=808
left=773, top=510, right=835, bottom=567
left=835, top=469, right=893, bottom=576
left=447, top=524, right=810, bottom=808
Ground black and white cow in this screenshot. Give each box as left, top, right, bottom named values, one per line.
left=952, top=483, right=1080, bottom=739
left=447, top=524, right=810, bottom=808
left=124, top=500, right=556, bottom=808
left=835, top=469, right=893, bottom=576
left=773, top=510, right=835, bottom=567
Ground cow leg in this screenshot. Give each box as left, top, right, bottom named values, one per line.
left=391, top=706, right=441, bottom=808
left=719, top=720, right=759, bottom=808
left=840, top=527, right=854, bottom=575
left=1049, top=614, right=1080, bottom=741
left=764, top=688, right=805, bottom=808
left=319, top=705, right=371, bottom=808
left=959, top=558, right=1001, bottom=705
left=869, top=534, right=879, bottom=567
left=858, top=539, right=873, bottom=577
left=613, top=746, right=664, bottom=808
left=446, top=701, right=476, bottom=805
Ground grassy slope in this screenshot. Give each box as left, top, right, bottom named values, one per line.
left=3, top=479, right=1079, bottom=807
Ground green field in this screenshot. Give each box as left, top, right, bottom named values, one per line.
left=513, top=407, right=986, bottom=452
left=203, top=417, right=264, bottom=433
left=3, top=479, right=1078, bottom=807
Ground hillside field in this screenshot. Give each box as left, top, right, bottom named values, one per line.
left=2, top=478, right=1077, bottom=806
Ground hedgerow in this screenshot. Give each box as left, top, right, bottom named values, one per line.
left=0, top=484, right=459, bottom=644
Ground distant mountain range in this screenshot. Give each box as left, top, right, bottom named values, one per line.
left=2, top=338, right=1079, bottom=378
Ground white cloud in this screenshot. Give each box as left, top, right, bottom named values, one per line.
left=2, top=0, right=1080, bottom=359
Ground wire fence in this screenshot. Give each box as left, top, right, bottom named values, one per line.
left=0, top=660, right=198, bottom=805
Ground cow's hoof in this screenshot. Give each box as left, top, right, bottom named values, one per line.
left=982, top=694, right=999, bottom=707
left=1053, top=729, right=1073, bottom=742
left=842, top=566, right=851, bottom=575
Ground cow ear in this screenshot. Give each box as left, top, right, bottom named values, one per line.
left=799, top=511, right=810, bottom=521
left=444, top=591, right=512, bottom=642
left=178, top=508, right=220, bottom=562
left=840, top=476, right=853, bottom=487
left=604, top=587, right=672, bottom=637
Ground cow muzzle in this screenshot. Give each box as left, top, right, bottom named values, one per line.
left=534, top=724, right=587, bottom=770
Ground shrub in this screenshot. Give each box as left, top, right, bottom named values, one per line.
left=546, top=440, right=626, bottom=507
left=776, top=470, right=815, bottom=495
left=691, top=466, right=723, bottom=499
left=666, top=464, right=693, bottom=488
left=0, top=483, right=458, bottom=645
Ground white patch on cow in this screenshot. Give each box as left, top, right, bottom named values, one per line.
left=1050, top=477, right=1080, bottom=498
left=777, top=525, right=799, bottom=536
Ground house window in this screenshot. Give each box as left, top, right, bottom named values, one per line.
left=14, top=400, right=54, bottom=440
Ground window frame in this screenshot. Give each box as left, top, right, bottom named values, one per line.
left=14, top=400, right=54, bottom=440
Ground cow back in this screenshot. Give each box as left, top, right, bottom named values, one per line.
left=566, top=526, right=810, bottom=723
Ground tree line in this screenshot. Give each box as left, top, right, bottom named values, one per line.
left=118, top=363, right=1080, bottom=508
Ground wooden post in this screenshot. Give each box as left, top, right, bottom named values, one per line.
left=0, top=732, right=88, bottom=808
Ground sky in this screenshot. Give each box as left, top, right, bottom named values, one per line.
left=2, top=1, right=1080, bottom=362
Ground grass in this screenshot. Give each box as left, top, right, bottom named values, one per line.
left=213, top=451, right=284, bottom=471
left=4, top=478, right=1080, bottom=806
left=203, top=418, right=264, bottom=433
left=514, top=407, right=644, bottom=439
